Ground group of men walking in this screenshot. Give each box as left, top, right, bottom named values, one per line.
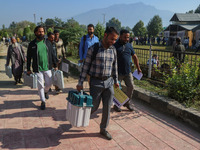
left=6, top=24, right=141, bottom=140
left=6, top=25, right=65, bottom=110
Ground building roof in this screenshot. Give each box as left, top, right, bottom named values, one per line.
left=164, top=24, right=198, bottom=31
left=170, top=13, right=200, bottom=22
left=192, top=24, right=200, bottom=32
left=179, top=24, right=198, bottom=30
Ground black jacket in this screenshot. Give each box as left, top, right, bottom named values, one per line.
left=27, top=38, right=57, bottom=73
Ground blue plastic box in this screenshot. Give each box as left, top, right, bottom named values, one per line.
left=67, top=90, right=93, bottom=107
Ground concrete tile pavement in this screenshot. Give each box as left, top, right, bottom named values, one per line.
left=0, top=80, right=200, bottom=149
left=0, top=44, right=200, bottom=149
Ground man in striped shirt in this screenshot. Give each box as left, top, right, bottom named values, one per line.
left=77, top=27, right=119, bottom=140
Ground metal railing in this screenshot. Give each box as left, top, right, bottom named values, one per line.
left=134, top=47, right=200, bottom=82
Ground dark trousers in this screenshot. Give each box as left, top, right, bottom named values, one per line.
left=90, top=77, right=114, bottom=129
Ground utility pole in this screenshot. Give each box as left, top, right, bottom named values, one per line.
left=34, top=14, right=36, bottom=25
left=40, top=17, right=43, bottom=25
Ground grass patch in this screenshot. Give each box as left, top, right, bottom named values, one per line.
left=133, top=44, right=173, bottom=51
left=134, top=78, right=200, bottom=111
left=134, top=78, right=168, bottom=96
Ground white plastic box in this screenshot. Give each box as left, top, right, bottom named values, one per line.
left=5, top=65, right=12, bottom=78
left=66, top=101, right=92, bottom=127
left=23, top=72, right=37, bottom=89
left=52, top=69, right=64, bottom=89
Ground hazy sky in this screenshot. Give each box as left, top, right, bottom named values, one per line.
left=0, top=0, right=199, bottom=28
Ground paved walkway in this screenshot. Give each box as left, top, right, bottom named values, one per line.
left=0, top=44, right=200, bottom=150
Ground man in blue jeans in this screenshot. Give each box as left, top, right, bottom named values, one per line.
left=113, top=29, right=142, bottom=112
left=77, top=27, right=119, bottom=140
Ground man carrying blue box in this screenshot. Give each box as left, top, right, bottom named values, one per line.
left=77, top=27, right=119, bottom=140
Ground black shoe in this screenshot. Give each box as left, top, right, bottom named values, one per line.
left=124, top=103, right=134, bottom=111
left=45, top=92, right=49, bottom=99
left=113, top=105, right=122, bottom=112
left=14, top=81, right=18, bottom=85
left=41, top=102, right=46, bottom=110
left=18, top=79, right=23, bottom=84
left=100, top=129, right=112, bottom=140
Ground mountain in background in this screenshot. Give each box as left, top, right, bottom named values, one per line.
left=70, top=2, right=174, bottom=28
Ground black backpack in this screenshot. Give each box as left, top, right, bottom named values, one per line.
left=91, top=43, right=99, bottom=62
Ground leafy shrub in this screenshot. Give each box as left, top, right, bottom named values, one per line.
left=166, top=57, right=200, bottom=104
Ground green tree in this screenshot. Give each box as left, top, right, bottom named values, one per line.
left=23, top=27, right=31, bottom=41
left=9, top=21, right=17, bottom=29
left=28, top=33, right=35, bottom=41
left=94, top=22, right=105, bottom=40
left=2, top=31, right=8, bottom=38
left=125, top=26, right=131, bottom=31
left=79, top=24, right=87, bottom=31
left=106, top=17, right=121, bottom=32
left=2, top=24, right=5, bottom=30
left=45, top=18, right=56, bottom=27
left=186, top=10, right=194, bottom=14
left=195, top=4, right=200, bottom=13
left=132, top=20, right=146, bottom=37
left=147, top=15, right=163, bottom=37
left=9, top=21, right=18, bottom=35
left=60, top=19, right=85, bottom=56
left=60, top=28, right=84, bottom=56
left=29, top=23, right=36, bottom=32
left=16, top=21, right=34, bottom=29
left=54, top=17, right=64, bottom=27
left=63, top=18, right=79, bottom=28
left=47, top=27, right=53, bottom=33
left=17, top=28, right=24, bottom=38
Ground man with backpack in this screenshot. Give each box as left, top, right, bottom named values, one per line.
left=79, top=24, right=99, bottom=63
left=77, top=27, right=119, bottom=140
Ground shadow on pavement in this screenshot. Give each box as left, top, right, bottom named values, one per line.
left=0, top=70, right=6, bottom=73
left=0, top=89, right=38, bottom=98
left=0, top=124, right=101, bottom=149
left=0, top=55, right=6, bottom=59
left=0, top=99, right=39, bottom=112
left=0, top=81, right=24, bottom=89
left=0, top=108, right=67, bottom=122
